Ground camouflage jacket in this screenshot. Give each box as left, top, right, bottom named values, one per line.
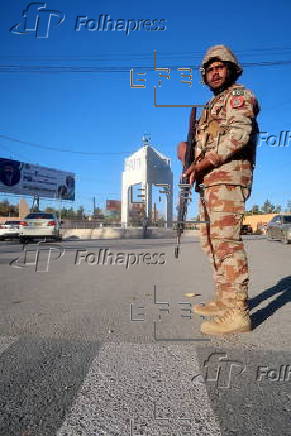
left=195, top=83, right=260, bottom=190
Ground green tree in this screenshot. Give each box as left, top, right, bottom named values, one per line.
left=62, top=207, right=76, bottom=218
left=0, top=200, right=9, bottom=216
left=261, top=200, right=275, bottom=214
left=0, top=200, right=18, bottom=217
left=274, top=205, right=281, bottom=213
left=252, top=205, right=260, bottom=215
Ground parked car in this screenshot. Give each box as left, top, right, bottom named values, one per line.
left=267, top=215, right=291, bottom=244
left=19, top=212, right=62, bottom=243
left=0, top=220, right=21, bottom=240
left=240, top=224, right=253, bottom=235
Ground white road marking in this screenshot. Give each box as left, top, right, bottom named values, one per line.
left=57, top=343, right=221, bottom=436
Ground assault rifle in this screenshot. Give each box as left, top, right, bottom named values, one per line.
left=175, top=107, right=206, bottom=259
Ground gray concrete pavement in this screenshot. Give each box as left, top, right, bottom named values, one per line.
left=0, top=236, right=290, bottom=435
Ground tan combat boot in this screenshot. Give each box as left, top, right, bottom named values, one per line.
left=200, top=309, right=251, bottom=336
left=193, top=300, right=228, bottom=316
left=193, top=284, right=227, bottom=316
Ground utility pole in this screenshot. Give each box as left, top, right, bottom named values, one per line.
left=93, top=196, right=96, bottom=217
left=58, top=198, right=62, bottom=220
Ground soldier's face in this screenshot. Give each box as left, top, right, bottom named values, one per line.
left=205, top=61, right=228, bottom=89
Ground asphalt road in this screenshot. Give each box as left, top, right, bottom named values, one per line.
left=0, top=235, right=290, bottom=436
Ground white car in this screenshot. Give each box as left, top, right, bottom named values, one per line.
left=267, top=215, right=291, bottom=244
left=0, top=220, right=21, bottom=240
left=19, top=212, right=62, bottom=243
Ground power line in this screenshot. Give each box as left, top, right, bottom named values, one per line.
left=0, top=148, right=116, bottom=183
left=0, top=142, right=34, bottom=161
left=0, top=60, right=291, bottom=74
left=0, top=46, right=291, bottom=60
left=0, top=134, right=132, bottom=155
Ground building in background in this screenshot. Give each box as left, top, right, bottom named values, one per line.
left=106, top=200, right=121, bottom=213
left=105, top=200, right=121, bottom=222
left=129, top=202, right=145, bottom=225
left=121, top=136, right=173, bottom=228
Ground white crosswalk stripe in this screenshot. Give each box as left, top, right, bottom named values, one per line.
left=57, top=342, right=221, bottom=436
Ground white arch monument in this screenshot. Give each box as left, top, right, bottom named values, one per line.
left=121, top=137, right=173, bottom=228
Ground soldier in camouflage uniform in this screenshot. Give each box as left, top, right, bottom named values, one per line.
left=185, top=45, right=259, bottom=335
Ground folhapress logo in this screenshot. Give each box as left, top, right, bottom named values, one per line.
left=10, top=2, right=65, bottom=39
left=10, top=3, right=167, bottom=39
left=192, top=352, right=246, bottom=389
left=10, top=243, right=66, bottom=272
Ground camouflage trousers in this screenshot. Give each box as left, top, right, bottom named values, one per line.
left=199, top=184, right=250, bottom=310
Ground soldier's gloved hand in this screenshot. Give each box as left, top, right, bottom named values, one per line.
left=189, top=170, right=196, bottom=185
left=185, top=162, right=196, bottom=185
left=195, top=152, right=222, bottom=174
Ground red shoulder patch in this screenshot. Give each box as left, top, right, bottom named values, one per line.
left=230, top=95, right=245, bottom=108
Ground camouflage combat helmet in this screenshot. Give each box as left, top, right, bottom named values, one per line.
left=200, top=45, right=243, bottom=84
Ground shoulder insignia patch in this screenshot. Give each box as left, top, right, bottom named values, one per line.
left=232, top=89, right=245, bottom=96
left=230, top=95, right=245, bottom=108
